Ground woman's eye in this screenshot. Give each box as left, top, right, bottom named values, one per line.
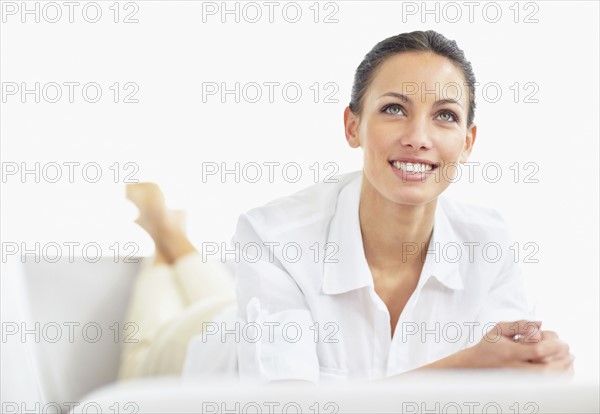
left=382, top=104, right=404, bottom=115
left=438, top=111, right=458, bottom=123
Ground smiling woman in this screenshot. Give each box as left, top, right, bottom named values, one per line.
left=117, top=30, right=574, bottom=384
left=233, top=30, right=573, bottom=383
left=341, top=42, right=479, bottom=340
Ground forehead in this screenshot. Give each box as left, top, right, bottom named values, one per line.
left=366, top=51, right=468, bottom=104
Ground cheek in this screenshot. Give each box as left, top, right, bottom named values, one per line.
left=437, top=163, right=460, bottom=184
left=437, top=135, right=466, bottom=161
left=362, top=123, right=392, bottom=153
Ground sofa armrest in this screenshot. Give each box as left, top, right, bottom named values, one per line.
left=2, top=256, right=141, bottom=410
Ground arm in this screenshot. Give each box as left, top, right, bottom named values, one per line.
left=381, top=221, right=573, bottom=381
left=453, top=221, right=572, bottom=371
left=377, top=320, right=572, bottom=383
left=233, top=213, right=320, bottom=385
left=423, top=321, right=572, bottom=369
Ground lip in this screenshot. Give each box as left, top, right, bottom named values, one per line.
left=389, top=158, right=438, bottom=183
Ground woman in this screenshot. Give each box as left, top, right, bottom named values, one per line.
left=119, top=30, right=573, bottom=384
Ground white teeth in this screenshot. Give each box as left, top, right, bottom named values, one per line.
left=391, top=161, right=433, bottom=172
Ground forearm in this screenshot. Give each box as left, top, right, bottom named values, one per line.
left=418, top=347, right=473, bottom=369
left=376, top=347, right=473, bottom=383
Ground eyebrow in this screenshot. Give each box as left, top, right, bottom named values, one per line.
left=378, top=92, right=463, bottom=109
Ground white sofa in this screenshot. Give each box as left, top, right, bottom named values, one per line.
left=1, top=257, right=142, bottom=411
left=2, top=257, right=599, bottom=414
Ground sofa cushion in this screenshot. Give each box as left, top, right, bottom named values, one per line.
left=5, top=257, right=140, bottom=409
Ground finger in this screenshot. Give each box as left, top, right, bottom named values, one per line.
left=495, top=320, right=542, bottom=340
left=539, top=353, right=575, bottom=372
left=532, top=342, right=570, bottom=363
left=514, top=354, right=574, bottom=372
left=520, top=330, right=561, bottom=354
left=514, top=328, right=543, bottom=344
left=522, top=339, right=569, bottom=361
left=541, top=330, right=559, bottom=340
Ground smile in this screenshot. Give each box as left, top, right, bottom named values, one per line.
left=389, top=160, right=437, bottom=172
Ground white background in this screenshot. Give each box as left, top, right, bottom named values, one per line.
left=1, top=1, right=598, bottom=382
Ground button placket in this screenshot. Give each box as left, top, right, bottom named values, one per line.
left=368, top=285, right=392, bottom=378
left=387, top=254, right=433, bottom=375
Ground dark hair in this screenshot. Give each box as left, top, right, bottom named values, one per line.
left=349, top=30, right=477, bottom=127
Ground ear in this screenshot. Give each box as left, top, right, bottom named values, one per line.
left=459, top=123, right=477, bottom=163
left=343, top=106, right=361, bottom=148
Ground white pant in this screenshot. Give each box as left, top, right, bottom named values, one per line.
left=118, top=252, right=236, bottom=380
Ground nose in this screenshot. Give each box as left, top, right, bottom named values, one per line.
left=399, top=115, right=433, bottom=150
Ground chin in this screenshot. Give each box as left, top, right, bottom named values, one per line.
left=386, top=187, right=437, bottom=207
left=365, top=168, right=439, bottom=206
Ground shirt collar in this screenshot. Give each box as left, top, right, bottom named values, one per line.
left=424, top=198, right=465, bottom=291
left=322, top=172, right=464, bottom=295
left=322, top=173, right=372, bottom=295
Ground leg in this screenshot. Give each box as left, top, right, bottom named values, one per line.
left=128, top=292, right=236, bottom=377
left=126, top=182, right=234, bottom=305
left=118, top=257, right=185, bottom=379
left=118, top=183, right=235, bottom=379
left=124, top=182, right=195, bottom=266
left=172, top=252, right=235, bottom=305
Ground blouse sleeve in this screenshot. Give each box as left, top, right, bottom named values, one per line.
left=233, top=213, right=320, bottom=384
left=469, top=223, right=536, bottom=345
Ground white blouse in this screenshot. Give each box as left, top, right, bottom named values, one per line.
left=232, top=170, right=534, bottom=384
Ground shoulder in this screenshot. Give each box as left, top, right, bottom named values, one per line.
left=235, top=170, right=362, bottom=238
left=438, top=194, right=513, bottom=243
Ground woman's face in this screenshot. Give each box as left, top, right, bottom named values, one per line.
left=344, top=51, right=477, bottom=206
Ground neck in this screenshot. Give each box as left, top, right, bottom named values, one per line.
left=359, top=172, right=437, bottom=273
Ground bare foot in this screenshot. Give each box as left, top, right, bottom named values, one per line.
left=126, top=183, right=195, bottom=264
left=126, top=183, right=168, bottom=240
